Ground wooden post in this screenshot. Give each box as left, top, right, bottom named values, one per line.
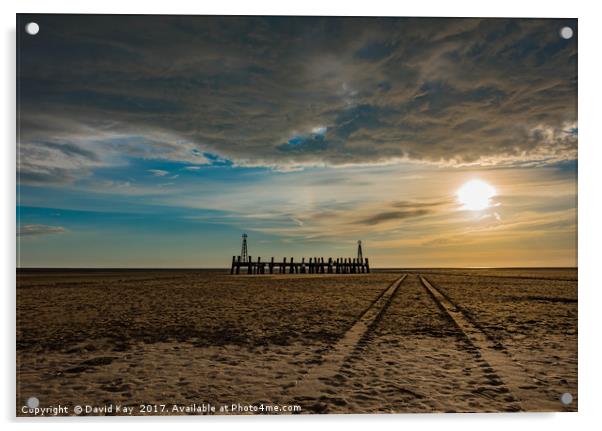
left=236, top=255, right=241, bottom=274
left=282, top=257, right=287, bottom=274
left=301, top=257, right=306, bottom=274
left=328, top=257, right=333, bottom=273
left=270, top=257, right=274, bottom=274
left=257, top=256, right=262, bottom=274
left=365, top=258, right=370, bottom=273
left=230, top=256, right=235, bottom=274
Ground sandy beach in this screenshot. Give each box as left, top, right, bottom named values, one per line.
left=16, top=269, right=577, bottom=415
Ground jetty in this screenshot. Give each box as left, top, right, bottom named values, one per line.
left=230, top=234, right=370, bottom=275
left=230, top=255, right=370, bottom=274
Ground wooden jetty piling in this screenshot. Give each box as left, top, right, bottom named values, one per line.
left=230, top=256, right=370, bottom=275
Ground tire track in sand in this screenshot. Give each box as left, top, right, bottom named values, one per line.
left=289, top=275, right=408, bottom=403
left=419, top=275, right=558, bottom=411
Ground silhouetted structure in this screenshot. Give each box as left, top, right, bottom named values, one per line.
left=230, top=238, right=370, bottom=275
left=240, top=233, right=248, bottom=262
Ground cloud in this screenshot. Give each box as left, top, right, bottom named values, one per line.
left=198, top=195, right=454, bottom=241
left=353, top=200, right=450, bottom=226
left=148, top=169, right=169, bottom=177
left=392, top=200, right=450, bottom=209
left=18, top=224, right=67, bottom=237
left=356, top=209, right=431, bottom=225
left=17, top=16, right=577, bottom=184
left=277, top=133, right=330, bottom=154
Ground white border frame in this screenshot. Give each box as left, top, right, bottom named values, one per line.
left=3, top=1, right=600, bottom=430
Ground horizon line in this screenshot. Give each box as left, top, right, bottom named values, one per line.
left=16, top=266, right=578, bottom=270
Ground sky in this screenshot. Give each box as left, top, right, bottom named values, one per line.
left=16, top=15, right=577, bottom=268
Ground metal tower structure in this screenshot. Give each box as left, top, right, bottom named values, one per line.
left=241, top=233, right=249, bottom=262
left=357, top=240, right=363, bottom=261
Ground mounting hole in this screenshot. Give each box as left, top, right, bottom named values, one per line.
left=25, top=22, right=39, bottom=35
left=560, top=26, right=573, bottom=40
left=560, top=392, right=573, bottom=405
left=27, top=396, right=39, bottom=408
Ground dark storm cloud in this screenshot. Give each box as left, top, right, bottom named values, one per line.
left=17, top=15, right=577, bottom=183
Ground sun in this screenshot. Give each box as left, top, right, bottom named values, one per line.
left=457, top=179, right=496, bottom=211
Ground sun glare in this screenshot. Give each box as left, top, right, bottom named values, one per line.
left=457, top=179, right=496, bottom=211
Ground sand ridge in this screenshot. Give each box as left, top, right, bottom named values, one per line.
left=289, top=275, right=407, bottom=403
left=419, top=275, right=556, bottom=411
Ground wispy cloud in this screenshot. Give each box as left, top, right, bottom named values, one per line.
left=18, top=224, right=67, bottom=237
left=356, top=209, right=432, bottom=226
left=148, top=169, right=169, bottom=177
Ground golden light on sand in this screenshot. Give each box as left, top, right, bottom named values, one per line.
left=457, top=179, right=496, bottom=211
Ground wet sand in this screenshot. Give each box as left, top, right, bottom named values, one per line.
left=16, top=268, right=577, bottom=415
